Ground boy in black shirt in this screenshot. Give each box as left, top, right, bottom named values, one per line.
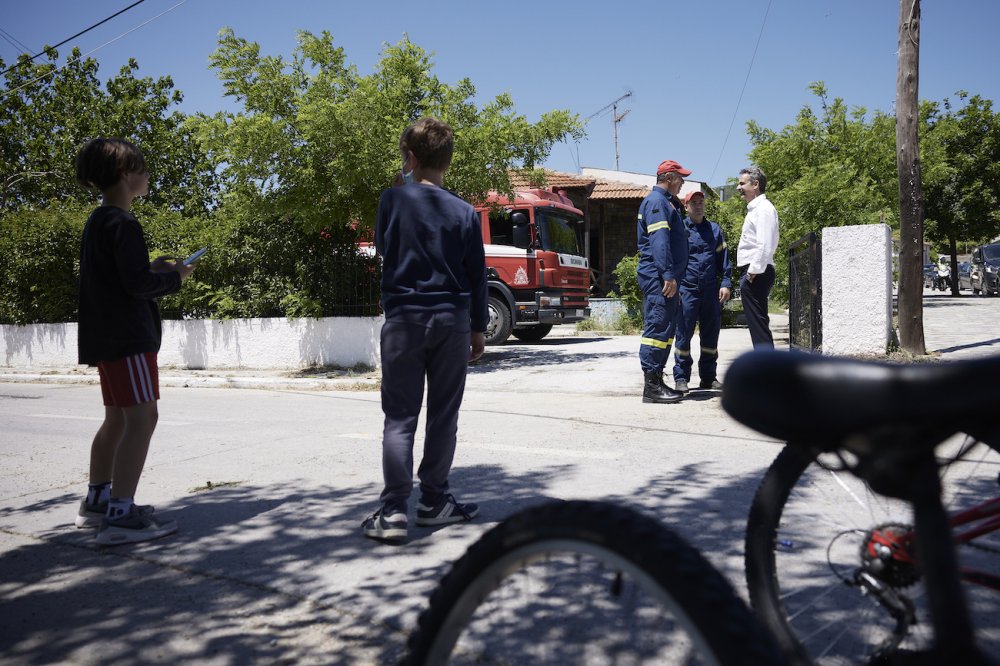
left=75, top=138, right=195, bottom=545
left=362, top=118, right=488, bottom=542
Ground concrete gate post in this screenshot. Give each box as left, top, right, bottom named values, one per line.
left=821, top=224, right=893, bottom=355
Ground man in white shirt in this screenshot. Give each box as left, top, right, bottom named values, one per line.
left=736, top=167, right=779, bottom=348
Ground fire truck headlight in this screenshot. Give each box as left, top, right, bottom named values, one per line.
left=539, top=295, right=561, bottom=307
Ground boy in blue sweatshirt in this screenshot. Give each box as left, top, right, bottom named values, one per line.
left=362, top=117, right=489, bottom=542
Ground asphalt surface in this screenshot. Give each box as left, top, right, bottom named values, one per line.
left=1, top=290, right=998, bottom=665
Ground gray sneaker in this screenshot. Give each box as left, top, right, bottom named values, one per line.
left=674, top=379, right=690, bottom=394
left=698, top=379, right=723, bottom=390
left=76, top=500, right=154, bottom=529
left=362, top=508, right=408, bottom=542
left=416, top=494, right=479, bottom=526
left=95, top=505, right=176, bottom=546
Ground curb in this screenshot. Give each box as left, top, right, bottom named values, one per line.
left=0, top=373, right=379, bottom=391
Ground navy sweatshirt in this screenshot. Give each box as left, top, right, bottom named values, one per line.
left=375, top=183, right=488, bottom=332
left=77, top=206, right=181, bottom=365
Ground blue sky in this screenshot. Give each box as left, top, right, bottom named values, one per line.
left=3, top=1, right=998, bottom=187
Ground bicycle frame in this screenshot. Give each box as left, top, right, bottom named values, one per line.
left=950, top=495, right=1000, bottom=591
left=867, top=466, right=1000, bottom=593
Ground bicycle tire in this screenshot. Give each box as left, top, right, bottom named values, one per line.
left=745, top=439, right=1000, bottom=665
left=403, top=500, right=787, bottom=666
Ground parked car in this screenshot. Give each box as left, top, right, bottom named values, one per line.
left=957, top=261, right=973, bottom=291
left=971, top=243, right=1000, bottom=296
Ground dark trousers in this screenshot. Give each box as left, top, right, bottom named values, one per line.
left=639, top=292, right=679, bottom=373
left=379, top=313, right=470, bottom=512
left=739, top=264, right=775, bottom=349
left=673, top=286, right=722, bottom=382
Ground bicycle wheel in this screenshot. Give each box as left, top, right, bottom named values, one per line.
left=746, top=437, right=1000, bottom=665
left=403, top=500, right=786, bottom=666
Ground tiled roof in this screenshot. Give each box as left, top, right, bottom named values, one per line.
left=590, top=180, right=651, bottom=200
left=509, top=169, right=596, bottom=190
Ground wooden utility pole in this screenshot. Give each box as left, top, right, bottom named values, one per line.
left=896, top=0, right=925, bottom=354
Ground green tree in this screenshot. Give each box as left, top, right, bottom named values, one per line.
left=192, top=30, right=584, bottom=237
left=0, top=49, right=218, bottom=215
left=727, top=83, right=935, bottom=303
left=923, top=93, right=1000, bottom=292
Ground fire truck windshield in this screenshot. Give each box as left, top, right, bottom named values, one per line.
left=536, top=209, right=583, bottom=256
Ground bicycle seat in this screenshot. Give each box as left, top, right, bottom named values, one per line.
left=721, top=351, right=1000, bottom=445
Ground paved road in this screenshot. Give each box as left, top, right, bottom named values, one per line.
left=919, top=289, right=1000, bottom=358
left=1, top=294, right=998, bottom=664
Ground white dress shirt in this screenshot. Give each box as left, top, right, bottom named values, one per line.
left=737, top=193, right=779, bottom=275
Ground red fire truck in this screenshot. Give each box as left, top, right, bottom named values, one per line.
left=475, top=189, right=591, bottom=344
left=359, top=188, right=591, bottom=345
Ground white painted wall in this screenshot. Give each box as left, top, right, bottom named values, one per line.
left=821, top=224, right=894, bottom=355
left=1, top=317, right=384, bottom=370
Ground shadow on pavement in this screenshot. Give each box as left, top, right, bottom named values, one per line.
left=471, top=347, right=632, bottom=375
left=935, top=337, right=1000, bottom=355
left=0, top=463, right=565, bottom=665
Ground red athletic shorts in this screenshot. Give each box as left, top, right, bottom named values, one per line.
left=97, top=352, right=160, bottom=407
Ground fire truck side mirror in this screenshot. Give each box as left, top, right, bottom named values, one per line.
left=511, top=212, right=531, bottom=250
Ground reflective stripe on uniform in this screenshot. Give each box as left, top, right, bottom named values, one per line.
left=674, top=348, right=690, bottom=357
left=701, top=346, right=718, bottom=354
left=647, top=221, right=671, bottom=233
left=640, top=336, right=673, bottom=349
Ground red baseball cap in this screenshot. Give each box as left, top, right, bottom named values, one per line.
left=683, top=190, right=705, bottom=204
left=656, top=160, right=692, bottom=177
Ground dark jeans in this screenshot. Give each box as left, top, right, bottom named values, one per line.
left=739, top=265, right=775, bottom=349
left=379, top=313, right=470, bottom=512
left=673, top=286, right=722, bottom=382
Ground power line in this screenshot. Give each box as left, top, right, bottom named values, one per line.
left=707, top=0, right=773, bottom=186
left=0, top=27, right=34, bottom=56
left=0, top=0, right=146, bottom=78
left=0, top=0, right=186, bottom=99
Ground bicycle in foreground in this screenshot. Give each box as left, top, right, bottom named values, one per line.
left=725, top=351, right=999, bottom=665
left=401, top=351, right=998, bottom=665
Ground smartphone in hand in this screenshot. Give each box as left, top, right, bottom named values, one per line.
left=183, top=247, right=208, bottom=266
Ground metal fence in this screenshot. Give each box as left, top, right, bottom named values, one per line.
left=788, top=232, right=821, bottom=351
left=323, top=252, right=382, bottom=317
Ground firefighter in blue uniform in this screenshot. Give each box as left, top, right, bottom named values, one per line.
left=672, top=190, right=732, bottom=393
left=637, top=160, right=691, bottom=403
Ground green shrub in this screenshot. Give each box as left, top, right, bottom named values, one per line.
left=611, top=253, right=643, bottom=331
left=0, top=205, right=88, bottom=324
left=0, top=203, right=381, bottom=324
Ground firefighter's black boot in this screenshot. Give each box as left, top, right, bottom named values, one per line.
left=643, top=371, right=682, bottom=404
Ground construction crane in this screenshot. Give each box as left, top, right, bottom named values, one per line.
left=586, top=91, right=633, bottom=171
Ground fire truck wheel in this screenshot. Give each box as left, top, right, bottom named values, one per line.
left=485, top=296, right=513, bottom=345
left=511, top=324, right=552, bottom=342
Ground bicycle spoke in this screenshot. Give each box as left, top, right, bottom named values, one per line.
left=746, top=439, right=1000, bottom=664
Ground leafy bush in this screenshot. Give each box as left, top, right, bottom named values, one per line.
left=610, top=253, right=643, bottom=331
left=147, top=206, right=382, bottom=320
left=0, top=204, right=381, bottom=325
left=0, top=205, right=87, bottom=324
